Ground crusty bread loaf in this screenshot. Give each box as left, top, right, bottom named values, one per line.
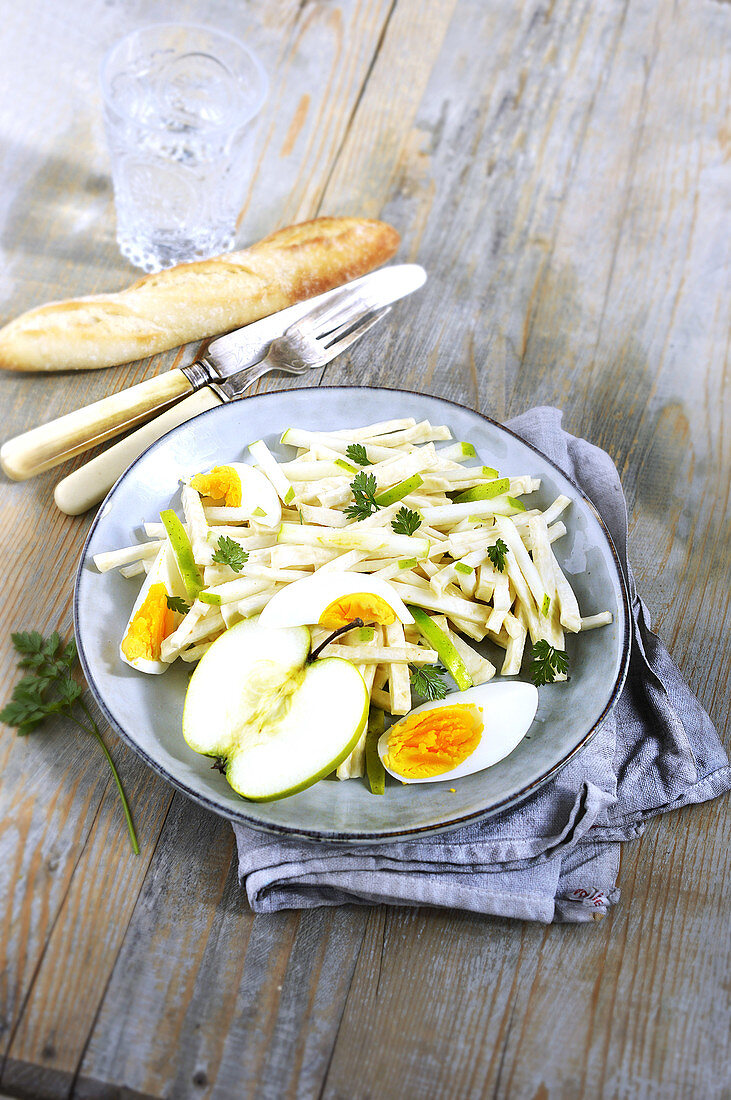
left=0, top=217, right=400, bottom=372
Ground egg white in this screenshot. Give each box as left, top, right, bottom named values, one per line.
left=258, top=572, right=414, bottom=629
left=377, top=680, right=538, bottom=783
left=120, top=544, right=189, bottom=674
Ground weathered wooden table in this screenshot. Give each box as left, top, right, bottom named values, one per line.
left=1, top=2, right=729, bottom=1097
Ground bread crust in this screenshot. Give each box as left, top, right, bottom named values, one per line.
left=0, top=217, right=400, bottom=372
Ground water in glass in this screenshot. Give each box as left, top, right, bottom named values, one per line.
left=102, top=25, right=267, bottom=272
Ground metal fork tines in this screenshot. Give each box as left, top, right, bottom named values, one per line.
left=208, top=305, right=391, bottom=401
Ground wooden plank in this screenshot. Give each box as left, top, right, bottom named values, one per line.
left=0, top=749, right=173, bottom=1093
left=320, top=0, right=460, bottom=219
left=70, top=796, right=369, bottom=1100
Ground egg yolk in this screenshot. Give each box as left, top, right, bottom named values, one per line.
left=190, top=466, right=241, bottom=507
left=319, top=593, right=397, bottom=629
left=384, top=704, right=483, bottom=779
left=121, top=583, right=175, bottom=663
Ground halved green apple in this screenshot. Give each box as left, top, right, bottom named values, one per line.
left=183, top=617, right=369, bottom=801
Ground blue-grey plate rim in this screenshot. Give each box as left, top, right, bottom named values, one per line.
left=74, top=385, right=632, bottom=843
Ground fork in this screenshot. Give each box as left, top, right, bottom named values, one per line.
left=50, top=304, right=391, bottom=515
left=0, top=297, right=390, bottom=485
left=216, top=304, right=390, bottom=398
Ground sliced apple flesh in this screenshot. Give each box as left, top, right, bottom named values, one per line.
left=183, top=618, right=369, bottom=801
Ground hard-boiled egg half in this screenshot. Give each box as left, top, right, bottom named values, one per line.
left=189, top=462, right=281, bottom=527
left=120, top=544, right=188, bottom=674
left=258, top=573, right=413, bottom=630
left=378, top=681, right=538, bottom=783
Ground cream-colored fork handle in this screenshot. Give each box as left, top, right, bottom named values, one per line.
left=53, top=388, right=223, bottom=515
left=0, top=368, right=194, bottom=481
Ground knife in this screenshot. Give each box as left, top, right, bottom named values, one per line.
left=0, top=263, right=426, bottom=488
left=45, top=264, right=426, bottom=515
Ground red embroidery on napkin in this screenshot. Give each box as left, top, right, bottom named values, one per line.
left=567, top=888, right=608, bottom=909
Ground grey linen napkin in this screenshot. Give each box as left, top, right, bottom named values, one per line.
left=233, top=407, right=730, bottom=923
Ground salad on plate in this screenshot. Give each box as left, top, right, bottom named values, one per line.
left=94, top=416, right=612, bottom=801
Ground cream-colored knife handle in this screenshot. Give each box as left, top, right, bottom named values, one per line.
left=53, top=388, right=223, bottom=515
left=1, top=368, right=194, bottom=481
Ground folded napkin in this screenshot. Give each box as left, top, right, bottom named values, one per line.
left=233, top=408, right=730, bottom=923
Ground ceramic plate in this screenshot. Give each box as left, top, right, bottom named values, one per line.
left=75, top=387, right=631, bottom=842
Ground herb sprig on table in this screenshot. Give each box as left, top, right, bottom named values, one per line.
left=0, top=631, right=139, bottom=854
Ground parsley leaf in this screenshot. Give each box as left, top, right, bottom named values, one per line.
left=166, top=595, right=191, bottom=615
left=391, top=506, right=422, bottom=537
left=530, top=640, right=569, bottom=686
left=345, top=443, right=371, bottom=467
left=58, top=637, right=77, bottom=669
left=410, top=664, right=449, bottom=701
left=0, top=632, right=139, bottom=854
left=344, top=471, right=381, bottom=522
left=487, top=538, right=509, bottom=572
left=212, top=535, right=249, bottom=572
left=11, top=631, right=45, bottom=656
left=57, top=677, right=83, bottom=707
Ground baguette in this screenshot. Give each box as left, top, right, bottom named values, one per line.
left=0, top=217, right=400, bottom=372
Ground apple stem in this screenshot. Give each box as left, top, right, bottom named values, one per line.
left=309, top=618, right=371, bottom=662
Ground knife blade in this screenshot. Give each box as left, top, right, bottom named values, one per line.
left=0, top=264, right=426, bottom=485
left=202, top=262, right=425, bottom=389
left=51, top=265, right=426, bottom=515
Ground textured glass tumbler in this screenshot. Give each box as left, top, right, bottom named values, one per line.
left=101, top=24, right=268, bottom=272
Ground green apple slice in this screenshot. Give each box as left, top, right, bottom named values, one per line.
left=452, top=477, right=510, bottom=503
left=160, top=509, right=203, bottom=599
left=184, top=619, right=309, bottom=757
left=407, top=605, right=473, bottom=692
left=227, top=658, right=368, bottom=800
left=183, top=618, right=369, bottom=801
left=438, top=442, right=477, bottom=462
left=374, top=474, right=423, bottom=507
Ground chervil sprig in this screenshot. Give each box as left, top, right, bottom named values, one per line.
left=487, top=538, right=509, bottom=572
left=410, top=663, right=449, bottom=701
left=344, top=471, right=381, bottom=521
left=391, top=507, right=422, bottom=537
left=0, top=632, right=139, bottom=854
left=212, top=535, right=249, bottom=572
left=530, top=639, right=569, bottom=686
left=345, top=443, right=371, bottom=467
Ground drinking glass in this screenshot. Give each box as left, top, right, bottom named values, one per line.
left=101, top=23, right=268, bottom=272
